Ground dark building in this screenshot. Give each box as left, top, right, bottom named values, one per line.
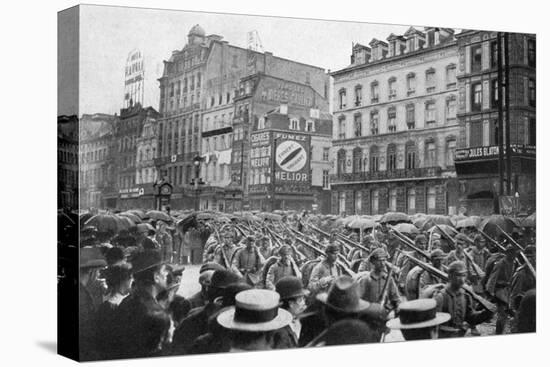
left=58, top=115, right=79, bottom=210
left=454, top=31, right=535, bottom=215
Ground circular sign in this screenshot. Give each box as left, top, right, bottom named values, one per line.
left=276, top=141, right=307, bottom=172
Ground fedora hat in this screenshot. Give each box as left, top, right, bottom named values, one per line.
left=316, top=276, right=370, bottom=313
left=80, top=247, right=107, bottom=269
left=275, top=276, right=310, bottom=300
left=217, top=289, right=292, bottom=332
left=315, top=319, right=379, bottom=346
left=386, top=299, right=450, bottom=330
left=130, top=249, right=167, bottom=274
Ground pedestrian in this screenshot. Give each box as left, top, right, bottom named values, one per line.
left=216, top=289, right=293, bottom=352
left=187, top=262, right=224, bottom=309
left=434, top=261, right=493, bottom=338
left=512, top=288, right=536, bottom=333
left=386, top=299, right=450, bottom=340
left=272, top=276, right=310, bottom=348
left=308, top=319, right=379, bottom=346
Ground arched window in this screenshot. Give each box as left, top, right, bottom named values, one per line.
left=405, top=141, right=417, bottom=170
left=353, top=147, right=363, bottom=173
left=337, top=149, right=347, bottom=176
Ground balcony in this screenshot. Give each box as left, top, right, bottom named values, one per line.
left=330, top=166, right=443, bottom=184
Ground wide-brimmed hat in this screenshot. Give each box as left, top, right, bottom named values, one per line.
left=217, top=289, right=293, bottom=332
left=80, top=247, right=107, bottom=269
left=386, top=299, right=450, bottom=330
left=316, top=276, right=370, bottom=313
left=275, top=276, right=310, bottom=300
left=130, top=249, right=167, bottom=274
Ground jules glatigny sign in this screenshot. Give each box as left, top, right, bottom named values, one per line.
left=455, top=145, right=536, bottom=162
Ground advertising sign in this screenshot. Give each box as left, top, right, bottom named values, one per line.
left=274, top=131, right=311, bottom=189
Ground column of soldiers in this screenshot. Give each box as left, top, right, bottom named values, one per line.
left=78, top=217, right=536, bottom=360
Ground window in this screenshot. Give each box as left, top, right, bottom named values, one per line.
left=387, top=107, right=397, bottom=132
left=389, top=188, right=397, bottom=212
left=446, top=97, right=457, bottom=122
left=406, top=104, right=415, bottom=129
left=471, top=82, right=482, bottom=112
left=354, top=114, right=362, bottom=137
left=371, top=82, right=379, bottom=103
left=388, top=78, right=397, bottom=99
left=446, top=139, right=456, bottom=166
left=528, top=39, right=536, bottom=67
left=210, top=96, right=215, bottom=107
left=407, top=73, right=416, bottom=95
left=339, top=89, right=347, bottom=109
left=338, top=117, right=346, bottom=140
left=446, top=65, right=456, bottom=88
left=426, top=141, right=436, bottom=166
left=528, top=79, right=536, bottom=107
left=219, top=94, right=223, bottom=105
left=337, top=149, right=346, bottom=175
left=426, top=69, right=436, bottom=93
left=406, top=142, right=417, bottom=170
left=339, top=192, right=346, bottom=214
left=258, top=117, right=265, bottom=130
left=370, top=146, right=379, bottom=173
left=407, top=187, right=416, bottom=213
left=353, top=148, right=362, bottom=173
left=370, top=111, right=379, bottom=135
left=471, top=45, right=482, bottom=72
left=427, top=187, right=436, bottom=213
left=323, top=148, right=330, bottom=161
left=306, top=120, right=315, bottom=132
left=322, top=170, right=330, bottom=189
left=491, top=79, right=499, bottom=109
left=354, top=85, right=362, bottom=106
left=183, top=78, right=188, bottom=92
left=170, top=83, right=174, bottom=97
left=227, top=92, right=231, bottom=104
left=371, top=190, right=379, bottom=214
left=355, top=191, right=362, bottom=214
left=491, top=41, right=498, bottom=69
left=387, top=144, right=397, bottom=171
left=470, top=121, right=483, bottom=147
left=197, top=73, right=201, bottom=87
left=290, top=118, right=299, bottom=130
left=425, top=101, right=436, bottom=124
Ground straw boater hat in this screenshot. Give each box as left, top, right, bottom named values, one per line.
left=386, top=299, right=450, bottom=330
left=217, top=289, right=292, bottom=332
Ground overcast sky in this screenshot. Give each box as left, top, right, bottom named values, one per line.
left=79, top=5, right=421, bottom=115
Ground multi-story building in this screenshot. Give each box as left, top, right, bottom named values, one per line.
left=157, top=24, right=330, bottom=210
left=102, top=103, right=159, bottom=209
left=228, top=73, right=331, bottom=212
left=330, top=27, right=460, bottom=215
left=79, top=113, right=118, bottom=209
left=453, top=31, right=536, bottom=215
left=58, top=115, right=79, bottom=210
left=133, top=111, right=161, bottom=208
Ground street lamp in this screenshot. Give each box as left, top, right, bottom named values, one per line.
left=192, top=155, right=204, bottom=211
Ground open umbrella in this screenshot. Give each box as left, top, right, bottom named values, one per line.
left=84, top=214, right=127, bottom=233
left=258, top=212, right=283, bottom=221
left=119, top=212, right=143, bottom=224
left=519, top=212, right=535, bottom=228
left=347, top=216, right=377, bottom=230
left=127, top=209, right=147, bottom=219
left=116, top=215, right=136, bottom=230
left=137, top=223, right=155, bottom=233
left=379, top=212, right=411, bottom=224
left=456, top=216, right=482, bottom=229
left=146, top=210, right=172, bottom=222
left=478, top=215, right=518, bottom=237
left=420, top=215, right=454, bottom=231
left=427, top=224, right=457, bottom=238
left=391, top=223, right=420, bottom=234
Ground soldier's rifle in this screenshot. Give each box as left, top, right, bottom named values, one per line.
left=305, top=223, right=354, bottom=253
left=433, top=223, right=485, bottom=279
left=265, top=225, right=308, bottom=263
left=494, top=224, right=536, bottom=279
left=389, top=228, right=431, bottom=260
left=398, top=250, right=496, bottom=313
left=476, top=228, right=507, bottom=252
left=286, top=226, right=355, bottom=277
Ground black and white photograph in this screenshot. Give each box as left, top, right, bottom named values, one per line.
left=50, top=1, right=542, bottom=364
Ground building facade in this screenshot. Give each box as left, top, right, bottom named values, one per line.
left=79, top=113, right=118, bottom=209
left=157, top=24, right=330, bottom=211
left=330, top=27, right=460, bottom=215
left=453, top=31, right=536, bottom=215
left=58, top=115, right=79, bottom=210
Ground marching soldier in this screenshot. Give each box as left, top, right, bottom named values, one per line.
left=231, top=235, right=265, bottom=281
left=357, top=248, right=400, bottom=310
left=417, top=249, right=446, bottom=296
left=265, top=245, right=302, bottom=290
left=308, top=243, right=341, bottom=295
left=486, top=245, right=517, bottom=334
left=213, top=228, right=238, bottom=269
left=467, top=234, right=491, bottom=270
left=509, top=245, right=536, bottom=313
left=434, top=261, right=494, bottom=338
left=444, top=233, right=469, bottom=265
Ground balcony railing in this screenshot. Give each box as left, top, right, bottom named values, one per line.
left=330, top=166, right=443, bottom=183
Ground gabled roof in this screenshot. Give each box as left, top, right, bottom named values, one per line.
left=404, top=26, right=425, bottom=38
left=369, top=38, right=388, bottom=47
left=387, top=33, right=406, bottom=42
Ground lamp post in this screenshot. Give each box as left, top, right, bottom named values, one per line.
left=192, top=155, right=203, bottom=211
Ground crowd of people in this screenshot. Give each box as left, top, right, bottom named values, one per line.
left=72, top=210, right=536, bottom=361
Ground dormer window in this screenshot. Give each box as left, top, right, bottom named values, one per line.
left=407, top=37, right=416, bottom=52
left=289, top=118, right=299, bottom=130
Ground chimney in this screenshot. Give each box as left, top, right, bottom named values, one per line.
left=280, top=103, right=288, bottom=115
